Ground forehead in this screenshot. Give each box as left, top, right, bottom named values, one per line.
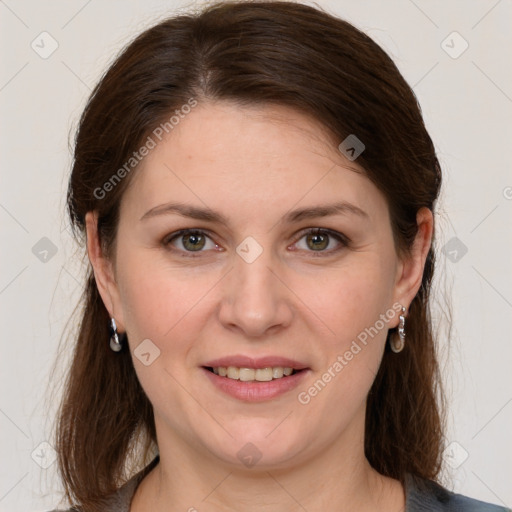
left=120, top=101, right=388, bottom=226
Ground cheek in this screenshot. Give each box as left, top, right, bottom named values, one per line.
left=300, top=257, right=396, bottom=350
left=115, top=258, right=212, bottom=411
left=118, top=272, right=172, bottom=342
left=116, top=251, right=222, bottom=355
left=294, top=262, right=394, bottom=428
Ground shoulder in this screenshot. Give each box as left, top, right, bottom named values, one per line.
left=405, top=473, right=511, bottom=512
left=45, top=454, right=160, bottom=512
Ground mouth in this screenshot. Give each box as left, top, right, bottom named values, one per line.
left=203, top=366, right=305, bottom=382
left=201, top=364, right=310, bottom=402
left=200, top=355, right=310, bottom=401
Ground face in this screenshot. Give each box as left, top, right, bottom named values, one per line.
left=88, top=101, right=428, bottom=471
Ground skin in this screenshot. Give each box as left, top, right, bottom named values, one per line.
left=86, top=101, right=433, bottom=512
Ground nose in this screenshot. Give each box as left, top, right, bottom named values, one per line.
left=217, top=240, right=293, bottom=339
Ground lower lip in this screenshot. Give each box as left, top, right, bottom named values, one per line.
left=201, top=367, right=310, bottom=402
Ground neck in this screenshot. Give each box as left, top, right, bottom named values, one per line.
left=131, top=412, right=404, bottom=512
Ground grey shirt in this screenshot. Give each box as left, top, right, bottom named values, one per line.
left=49, top=455, right=511, bottom=512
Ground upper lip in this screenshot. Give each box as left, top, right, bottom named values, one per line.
left=203, top=355, right=309, bottom=370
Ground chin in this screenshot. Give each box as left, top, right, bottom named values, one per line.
left=207, top=428, right=305, bottom=470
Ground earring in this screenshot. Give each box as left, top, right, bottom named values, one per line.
left=109, top=317, right=124, bottom=352
left=390, top=306, right=406, bottom=353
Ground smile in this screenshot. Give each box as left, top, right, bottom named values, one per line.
left=202, top=366, right=309, bottom=402
left=206, top=366, right=298, bottom=381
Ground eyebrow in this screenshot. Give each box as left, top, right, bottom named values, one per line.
left=140, top=200, right=369, bottom=224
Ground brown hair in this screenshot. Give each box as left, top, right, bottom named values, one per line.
left=53, top=1, right=444, bottom=509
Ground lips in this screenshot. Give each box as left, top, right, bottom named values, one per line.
left=202, top=365, right=310, bottom=401
left=201, top=355, right=311, bottom=401
left=202, top=355, right=309, bottom=370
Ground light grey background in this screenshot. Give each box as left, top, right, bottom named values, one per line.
left=1, top=1, right=511, bottom=510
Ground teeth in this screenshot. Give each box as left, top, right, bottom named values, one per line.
left=272, top=367, right=284, bottom=378
left=210, top=366, right=296, bottom=381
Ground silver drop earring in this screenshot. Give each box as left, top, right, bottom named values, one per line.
left=390, top=306, right=406, bottom=353
left=109, top=317, right=124, bottom=352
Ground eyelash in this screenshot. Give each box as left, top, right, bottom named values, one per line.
left=162, top=228, right=350, bottom=258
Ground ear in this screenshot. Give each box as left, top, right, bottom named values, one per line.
left=391, top=207, right=433, bottom=327
left=85, top=211, right=126, bottom=332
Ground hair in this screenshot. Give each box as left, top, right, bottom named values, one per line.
left=53, top=1, right=445, bottom=509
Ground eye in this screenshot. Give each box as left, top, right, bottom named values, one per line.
left=292, top=228, right=349, bottom=255
left=162, top=228, right=349, bottom=257
left=162, top=229, right=220, bottom=256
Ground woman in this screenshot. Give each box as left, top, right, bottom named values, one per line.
left=49, top=1, right=510, bottom=511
